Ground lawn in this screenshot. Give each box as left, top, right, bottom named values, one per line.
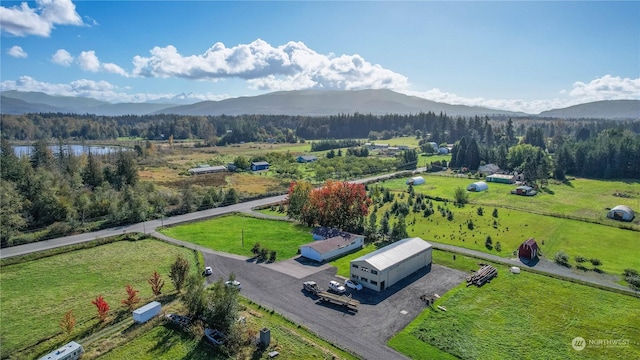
left=389, top=268, right=640, bottom=360
left=0, top=239, right=198, bottom=359
left=96, top=299, right=358, bottom=360
left=160, top=214, right=312, bottom=260
left=376, top=175, right=640, bottom=227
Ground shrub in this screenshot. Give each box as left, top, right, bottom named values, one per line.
left=574, top=256, right=587, bottom=263
left=467, top=220, right=474, bottom=230
left=554, top=251, right=571, bottom=268
left=485, top=236, right=493, bottom=250
left=495, top=241, right=502, bottom=252
left=477, top=207, right=484, bottom=216
left=492, top=208, right=499, bottom=218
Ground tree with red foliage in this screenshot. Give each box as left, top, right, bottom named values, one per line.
left=121, top=284, right=141, bottom=310
left=92, top=295, right=110, bottom=322
left=148, top=271, right=165, bottom=296
left=302, top=180, right=371, bottom=232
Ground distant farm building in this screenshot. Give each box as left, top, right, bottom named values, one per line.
left=350, top=237, right=432, bottom=291
left=427, top=142, right=439, bottom=151
left=188, top=165, right=227, bottom=175
left=297, top=155, right=318, bottom=163
left=397, top=145, right=411, bottom=150
left=300, top=230, right=364, bottom=262
left=467, top=181, right=488, bottom=192
left=486, top=174, right=515, bottom=184
left=251, top=161, right=270, bottom=171
left=437, top=147, right=449, bottom=154
left=511, top=185, right=537, bottom=196
left=39, top=341, right=84, bottom=360
left=518, top=238, right=539, bottom=260
left=478, top=163, right=500, bottom=176
left=406, top=176, right=425, bottom=185
left=607, top=205, right=635, bottom=222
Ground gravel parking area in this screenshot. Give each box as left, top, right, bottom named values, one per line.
left=203, top=250, right=466, bottom=360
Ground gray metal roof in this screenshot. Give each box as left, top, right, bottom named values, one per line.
left=301, top=234, right=362, bottom=255
left=188, top=165, right=226, bottom=174
left=351, top=237, right=432, bottom=271
left=610, top=205, right=635, bottom=215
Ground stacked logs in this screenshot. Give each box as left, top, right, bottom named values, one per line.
left=466, top=264, right=498, bottom=287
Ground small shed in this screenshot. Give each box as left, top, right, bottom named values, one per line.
left=251, top=161, right=270, bottom=171
left=511, top=185, right=537, bottom=196
left=133, top=301, right=161, bottom=323
left=297, top=155, right=318, bottom=163
left=518, top=238, right=539, bottom=260
left=467, top=181, right=488, bottom=192
left=406, top=176, right=425, bottom=185
left=607, top=205, right=635, bottom=222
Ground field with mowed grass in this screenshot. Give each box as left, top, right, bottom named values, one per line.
left=0, top=239, right=198, bottom=360
left=96, top=299, right=358, bottom=360
left=389, top=267, right=640, bottom=360
left=159, top=214, right=312, bottom=259
left=376, top=175, right=640, bottom=227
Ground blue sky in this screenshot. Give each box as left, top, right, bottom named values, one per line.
left=1, top=0, right=638, bottom=113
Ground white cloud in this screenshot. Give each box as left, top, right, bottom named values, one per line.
left=132, top=39, right=409, bottom=91
left=51, top=49, right=73, bottom=66
left=76, top=50, right=129, bottom=76
left=405, top=75, right=640, bottom=114
left=568, top=75, right=640, bottom=102
left=0, top=76, right=227, bottom=103
left=0, top=0, right=83, bottom=37
left=7, top=45, right=27, bottom=58
left=77, top=50, right=100, bottom=72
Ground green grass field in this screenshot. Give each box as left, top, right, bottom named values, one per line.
left=376, top=175, right=640, bottom=226
left=160, top=214, right=312, bottom=259
left=389, top=267, right=640, bottom=360
left=96, top=299, right=358, bottom=360
left=0, top=239, right=198, bottom=359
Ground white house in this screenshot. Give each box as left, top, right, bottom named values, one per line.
left=300, top=233, right=364, bottom=262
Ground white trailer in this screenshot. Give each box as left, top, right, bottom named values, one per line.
left=39, top=341, right=84, bottom=360
left=133, top=301, right=161, bottom=323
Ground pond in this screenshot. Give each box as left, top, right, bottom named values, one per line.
left=12, top=144, right=127, bottom=157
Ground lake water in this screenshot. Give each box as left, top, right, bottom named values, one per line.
left=13, top=144, right=126, bottom=157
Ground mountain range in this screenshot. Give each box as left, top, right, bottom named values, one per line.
left=1, top=89, right=638, bottom=119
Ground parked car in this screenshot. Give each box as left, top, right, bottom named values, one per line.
left=345, top=279, right=363, bottom=291
left=225, top=280, right=242, bottom=290
left=204, top=266, right=213, bottom=276
left=328, top=280, right=346, bottom=294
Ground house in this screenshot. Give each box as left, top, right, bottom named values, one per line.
left=133, top=301, right=161, bottom=323
left=297, top=155, right=318, bottom=163
left=518, top=238, right=539, bottom=260
left=188, top=165, right=227, bottom=175
left=607, top=205, right=635, bottom=222
left=39, top=341, right=84, bottom=360
left=511, top=185, right=537, bottom=196
left=350, top=237, right=432, bottom=291
left=467, top=181, right=488, bottom=192
left=486, top=174, right=515, bottom=184
left=251, top=161, right=270, bottom=171
left=299, top=232, right=364, bottom=262
left=478, top=163, right=500, bottom=176
left=406, top=176, right=425, bottom=185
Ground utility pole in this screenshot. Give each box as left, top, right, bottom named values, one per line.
left=242, top=229, right=244, bottom=247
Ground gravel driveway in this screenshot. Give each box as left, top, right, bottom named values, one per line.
left=203, top=250, right=466, bottom=360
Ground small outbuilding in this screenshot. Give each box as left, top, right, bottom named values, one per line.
left=511, top=185, right=537, bottom=196
left=406, top=176, right=425, bottom=185
left=607, top=205, right=635, bottom=222
left=467, top=181, right=488, bottom=192
left=486, top=174, right=515, bottom=184
left=251, top=161, right=270, bottom=171
left=297, top=155, right=318, bottom=163
left=188, top=165, right=227, bottom=175
left=518, top=238, right=539, bottom=260
left=133, top=301, right=161, bottom=324
left=350, top=237, right=432, bottom=291
left=300, top=232, right=364, bottom=262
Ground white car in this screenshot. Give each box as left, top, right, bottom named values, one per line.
left=345, top=279, right=363, bottom=291
left=225, top=280, right=242, bottom=290
left=204, top=266, right=213, bottom=276
left=328, top=280, right=346, bottom=294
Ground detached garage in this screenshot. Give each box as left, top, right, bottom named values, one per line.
left=607, top=205, right=635, bottom=222
left=350, top=237, right=432, bottom=291
left=467, top=181, right=488, bottom=192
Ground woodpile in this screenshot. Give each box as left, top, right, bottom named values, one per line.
left=466, top=265, right=498, bottom=287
